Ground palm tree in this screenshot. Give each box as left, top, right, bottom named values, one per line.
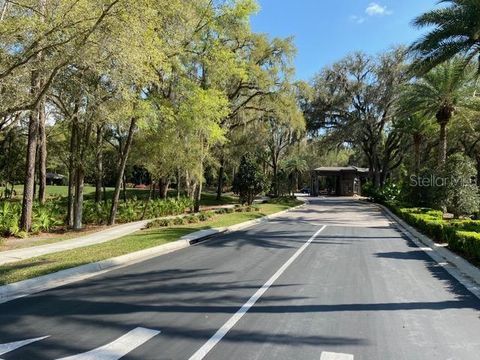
left=397, top=114, right=436, bottom=174
left=402, top=60, right=472, bottom=166
left=410, top=0, right=480, bottom=74
left=283, top=156, right=308, bottom=194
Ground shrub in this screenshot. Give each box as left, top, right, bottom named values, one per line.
left=452, top=231, right=480, bottom=263
left=0, top=201, right=21, bottom=237
left=186, top=215, right=200, bottom=224
left=198, top=212, right=214, bottom=221
left=146, top=218, right=173, bottom=228
left=32, top=206, right=62, bottom=233
left=233, top=154, right=267, bottom=205
left=442, top=153, right=480, bottom=217
left=364, top=181, right=400, bottom=204
left=173, top=217, right=186, bottom=225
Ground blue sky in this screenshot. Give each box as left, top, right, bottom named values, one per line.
left=251, top=1, right=439, bottom=80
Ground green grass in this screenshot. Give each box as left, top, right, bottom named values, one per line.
left=0, top=199, right=302, bottom=285
left=198, top=192, right=238, bottom=206
left=10, top=185, right=237, bottom=206
left=0, top=227, right=191, bottom=285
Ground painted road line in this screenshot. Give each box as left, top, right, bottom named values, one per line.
left=189, top=225, right=328, bottom=360
left=320, top=352, right=354, bottom=360
left=0, top=336, right=49, bottom=358
left=57, top=327, right=160, bottom=360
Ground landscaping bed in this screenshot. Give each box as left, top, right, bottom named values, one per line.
left=385, top=203, right=480, bottom=266
left=0, top=198, right=303, bottom=285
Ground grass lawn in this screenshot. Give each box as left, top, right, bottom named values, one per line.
left=10, top=185, right=237, bottom=205
left=0, top=199, right=303, bottom=285
left=0, top=226, right=107, bottom=252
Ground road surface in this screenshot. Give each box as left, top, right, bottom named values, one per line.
left=0, top=197, right=479, bottom=359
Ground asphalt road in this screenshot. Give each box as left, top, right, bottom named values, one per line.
left=1, top=197, right=480, bottom=360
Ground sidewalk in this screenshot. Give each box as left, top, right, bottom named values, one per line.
left=0, top=205, right=236, bottom=266
left=0, top=220, right=150, bottom=265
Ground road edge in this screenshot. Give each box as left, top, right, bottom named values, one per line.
left=0, top=202, right=306, bottom=304
left=377, top=203, right=480, bottom=299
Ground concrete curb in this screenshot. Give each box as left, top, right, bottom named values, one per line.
left=0, top=205, right=238, bottom=266
left=0, top=201, right=307, bottom=304
left=377, top=203, right=480, bottom=299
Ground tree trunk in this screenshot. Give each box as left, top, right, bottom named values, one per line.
left=0, top=0, right=9, bottom=21
left=216, top=156, right=225, bottom=200
left=439, top=122, right=447, bottom=166
left=94, top=125, right=104, bottom=203
left=38, top=99, right=47, bottom=204
left=122, top=173, right=127, bottom=202
left=20, top=108, right=38, bottom=231
left=20, top=0, right=47, bottom=231
left=66, top=122, right=77, bottom=227
left=159, top=178, right=169, bottom=199
left=272, top=159, right=278, bottom=197
left=177, top=167, right=181, bottom=200
left=109, top=117, right=136, bottom=226
left=185, top=170, right=192, bottom=199
left=73, top=165, right=85, bottom=230
left=194, top=179, right=202, bottom=213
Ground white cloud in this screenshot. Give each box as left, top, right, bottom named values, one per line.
left=365, top=2, right=392, bottom=16
left=349, top=15, right=366, bottom=24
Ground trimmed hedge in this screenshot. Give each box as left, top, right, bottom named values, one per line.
left=451, top=231, right=480, bottom=262
left=386, top=203, right=480, bottom=264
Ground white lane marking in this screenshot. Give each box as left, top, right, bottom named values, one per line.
left=57, top=327, right=160, bottom=360
left=320, top=351, right=354, bottom=360
left=189, top=225, right=328, bottom=360
left=0, top=336, right=49, bottom=357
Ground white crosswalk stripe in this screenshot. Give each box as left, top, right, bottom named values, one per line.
left=320, top=351, right=354, bottom=360
left=56, top=327, right=160, bottom=360
left=0, top=336, right=49, bottom=359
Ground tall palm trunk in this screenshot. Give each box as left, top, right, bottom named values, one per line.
left=438, top=122, right=448, bottom=166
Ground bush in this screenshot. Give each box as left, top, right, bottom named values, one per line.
left=146, top=218, right=173, bottom=228
left=364, top=181, right=400, bottom=204
left=389, top=204, right=480, bottom=263
left=186, top=215, right=200, bottom=224
left=442, top=153, right=480, bottom=217
left=0, top=201, right=21, bottom=237
left=233, top=154, right=267, bottom=205
left=198, top=211, right=215, bottom=221
left=173, top=217, right=186, bottom=226
left=32, top=206, right=62, bottom=233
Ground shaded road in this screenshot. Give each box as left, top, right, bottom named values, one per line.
left=0, top=197, right=479, bottom=359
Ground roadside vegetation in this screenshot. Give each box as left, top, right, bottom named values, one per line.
left=0, top=0, right=307, bottom=242
left=2, top=0, right=480, bottom=275
left=302, top=1, right=480, bottom=267
left=0, top=198, right=303, bottom=285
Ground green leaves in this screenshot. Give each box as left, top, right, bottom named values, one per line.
left=410, top=0, right=480, bottom=74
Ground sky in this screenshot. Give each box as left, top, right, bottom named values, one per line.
left=251, top=0, right=439, bottom=80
